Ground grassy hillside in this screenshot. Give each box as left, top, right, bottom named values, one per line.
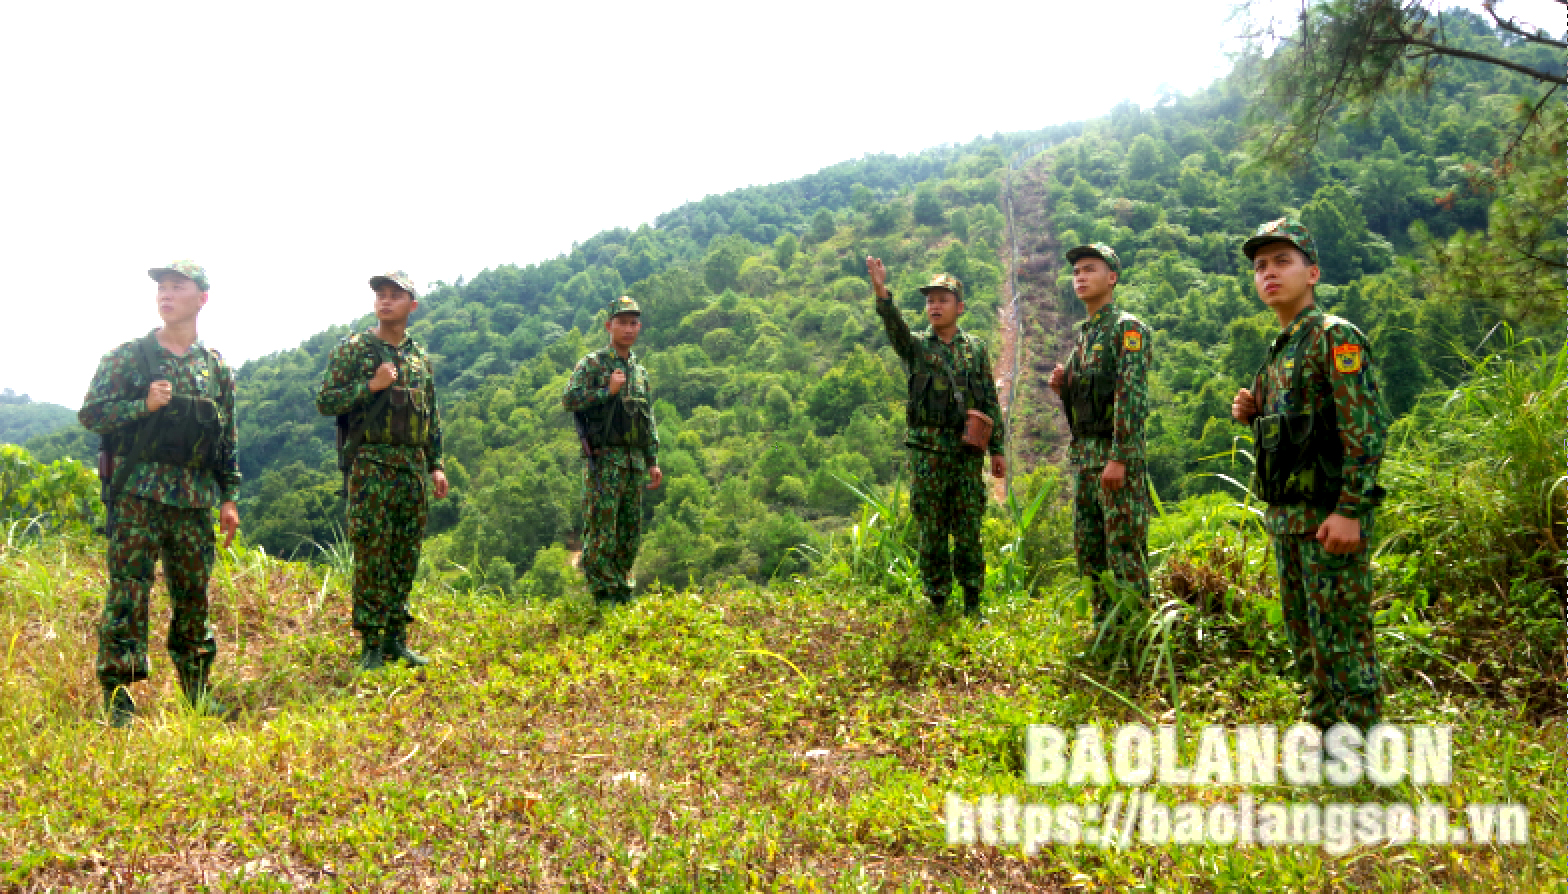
left=0, top=478, right=1560, bottom=891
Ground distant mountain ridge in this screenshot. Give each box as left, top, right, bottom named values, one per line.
left=0, top=390, right=76, bottom=447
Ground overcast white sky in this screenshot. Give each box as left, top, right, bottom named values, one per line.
left=1, top=0, right=1556, bottom=407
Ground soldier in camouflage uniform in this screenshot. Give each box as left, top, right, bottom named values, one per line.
left=1231, top=218, right=1388, bottom=731
left=316, top=271, right=449, bottom=671
left=563, top=296, right=663, bottom=605
left=867, top=258, right=1006, bottom=616
left=79, top=260, right=242, bottom=726
left=1049, top=243, right=1152, bottom=630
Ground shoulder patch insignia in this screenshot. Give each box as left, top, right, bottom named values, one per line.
left=1123, top=330, right=1143, bottom=353
left=1333, top=343, right=1363, bottom=374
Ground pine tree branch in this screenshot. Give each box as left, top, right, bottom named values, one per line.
left=1482, top=1, right=1568, bottom=50
left=1369, top=34, right=1567, bottom=83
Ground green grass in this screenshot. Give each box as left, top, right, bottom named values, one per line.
left=0, top=524, right=1561, bottom=892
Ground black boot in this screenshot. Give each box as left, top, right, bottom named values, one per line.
left=383, top=626, right=429, bottom=667
left=103, top=685, right=135, bottom=728
left=962, top=588, right=984, bottom=620
left=359, top=630, right=386, bottom=672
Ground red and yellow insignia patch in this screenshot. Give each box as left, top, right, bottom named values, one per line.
left=1123, top=330, right=1143, bottom=352
left=1333, top=343, right=1363, bottom=374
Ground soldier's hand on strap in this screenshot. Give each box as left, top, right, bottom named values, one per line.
left=219, top=501, right=240, bottom=549
left=430, top=470, right=450, bottom=499
left=991, top=454, right=1006, bottom=479
left=1316, top=513, right=1362, bottom=555
left=646, top=465, right=663, bottom=489
left=1232, top=388, right=1257, bottom=424
left=608, top=370, right=627, bottom=396
left=1049, top=364, right=1066, bottom=397
left=369, top=362, right=398, bottom=393
left=145, top=380, right=173, bottom=412
left=866, top=256, right=889, bottom=300
left=1101, top=459, right=1127, bottom=492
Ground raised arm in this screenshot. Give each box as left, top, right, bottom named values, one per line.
left=868, top=255, right=917, bottom=363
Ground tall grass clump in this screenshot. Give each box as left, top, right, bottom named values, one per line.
left=1376, top=337, right=1565, bottom=707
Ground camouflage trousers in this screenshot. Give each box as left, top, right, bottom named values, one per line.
left=97, top=495, right=217, bottom=689
left=581, top=453, right=645, bottom=603
left=347, top=458, right=428, bottom=637
left=1073, top=461, right=1151, bottom=623
left=909, top=448, right=986, bottom=607
left=1274, top=531, right=1383, bottom=731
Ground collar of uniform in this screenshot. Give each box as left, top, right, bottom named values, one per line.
left=365, top=329, right=420, bottom=353
left=917, top=325, right=967, bottom=346
left=147, top=329, right=208, bottom=358
left=1084, top=301, right=1120, bottom=331
left=1279, top=304, right=1323, bottom=342
left=600, top=346, right=637, bottom=365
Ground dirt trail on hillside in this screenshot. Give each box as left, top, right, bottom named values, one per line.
left=997, top=152, right=1077, bottom=493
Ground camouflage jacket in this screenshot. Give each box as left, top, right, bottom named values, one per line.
left=562, top=347, right=659, bottom=470
left=78, top=331, right=241, bottom=508
left=874, top=293, right=1005, bottom=455
left=1250, top=305, right=1389, bottom=535
left=1064, top=301, right=1152, bottom=470
left=315, top=330, right=444, bottom=473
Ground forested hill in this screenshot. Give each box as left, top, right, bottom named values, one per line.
left=24, top=8, right=1562, bottom=598
left=0, top=391, right=75, bottom=447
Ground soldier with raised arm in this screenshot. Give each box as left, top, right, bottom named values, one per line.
left=316, top=271, right=449, bottom=672
left=867, top=258, right=1005, bottom=617
left=79, top=260, right=241, bottom=726
left=1230, top=218, right=1388, bottom=731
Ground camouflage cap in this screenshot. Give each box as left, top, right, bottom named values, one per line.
left=608, top=295, right=641, bottom=317
left=1064, top=243, right=1122, bottom=275
left=917, top=273, right=964, bottom=299
left=1242, top=217, right=1318, bottom=265
left=368, top=270, right=419, bottom=298
left=147, top=260, right=210, bottom=291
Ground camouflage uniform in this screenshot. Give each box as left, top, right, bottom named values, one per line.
left=1061, top=244, right=1153, bottom=625
left=563, top=297, right=659, bottom=604
left=875, top=273, right=1005, bottom=611
left=1242, top=219, right=1388, bottom=731
left=78, top=260, right=241, bottom=719
left=316, top=272, right=443, bottom=664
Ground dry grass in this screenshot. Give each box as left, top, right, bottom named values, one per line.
left=0, top=533, right=1562, bottom=892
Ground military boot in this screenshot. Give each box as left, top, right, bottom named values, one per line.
left=103, top=685, right=136, bottom=728
left=962, top=587, right=983, bottom=616
left=358, top=630, right=386, bottom=672
left=383, top=625, right=429, bottom=668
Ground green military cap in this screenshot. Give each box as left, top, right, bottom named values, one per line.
left=1064, top=242, right=1122, bottom=275
left=918, top=273, right=964, bottom=299
left=608, top=295, right=641, bottom=317
left=368, top=270, right=419, bottom=298
left=1242, top=217, right=1319, bottom=265
left=147, top=260, right=210, bottom=291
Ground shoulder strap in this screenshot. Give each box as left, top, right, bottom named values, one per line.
left=1254, top=315, right=1327, bottom=409
left=135, top=334, right=163, bottom=390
